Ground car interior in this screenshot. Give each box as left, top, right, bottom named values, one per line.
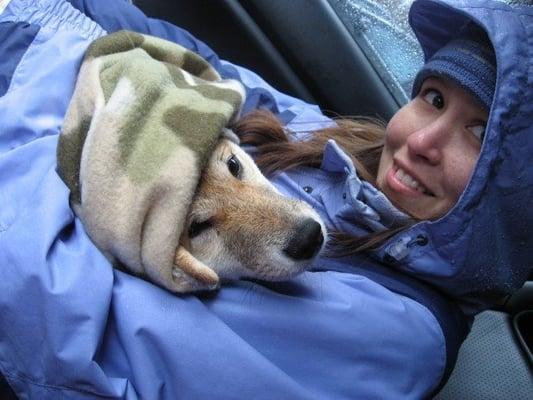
left=137, top=0, right=401, bottom=121
left=1, top=0, right=530, bottom=398
left=131, top=1, right=532, bottom=398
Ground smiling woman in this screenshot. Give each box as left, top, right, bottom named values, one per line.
left=0, top=0, right=531, bottom=399
left=379, top=25, right=494, bottom=220
left=237, top=23, right=495, bottom=241
left=377, top=76, right=488, bottom=219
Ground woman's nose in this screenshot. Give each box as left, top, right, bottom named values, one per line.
left=406, top=121, right=446, bottom=165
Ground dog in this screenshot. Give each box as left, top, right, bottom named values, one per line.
left=57, top=30, right=326, bottom=295
left=172, top=132, right=327, bottom=292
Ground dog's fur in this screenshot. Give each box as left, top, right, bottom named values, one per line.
left=172, top=133, right=327, bottom=292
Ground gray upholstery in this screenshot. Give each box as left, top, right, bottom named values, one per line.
left=435, top=310, right=533, bottom=399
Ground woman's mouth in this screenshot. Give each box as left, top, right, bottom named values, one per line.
left=387, top=164, right=434, bottom=197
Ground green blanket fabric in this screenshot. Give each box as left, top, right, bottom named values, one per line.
left=57, top=30, right=245, bottom=293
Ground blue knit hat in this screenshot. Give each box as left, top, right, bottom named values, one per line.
left=411, top=26, right=496, bottom=111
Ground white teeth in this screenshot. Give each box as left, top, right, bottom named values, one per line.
left=397, top=168, right=405, bottom=180
left=395, top=168, right=426, bottom=193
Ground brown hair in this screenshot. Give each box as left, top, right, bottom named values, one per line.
left=233, top=109, right=413, bottom=255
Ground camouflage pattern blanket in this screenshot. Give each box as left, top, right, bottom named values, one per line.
left=56, top=30, right=245, bottom=293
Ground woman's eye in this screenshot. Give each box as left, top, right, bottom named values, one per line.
left=227, top=154, right=242, bottom=178
left=468, top=124, right=486, bottom=141
left=422, top=89, right=444, bottom=109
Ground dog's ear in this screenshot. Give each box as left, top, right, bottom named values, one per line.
left=172, top=245, right=220, bottom=292
left=221, top=128, right=240, bottom=145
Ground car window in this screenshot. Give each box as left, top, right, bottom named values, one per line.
left=327, top=0, right=424, bottom=105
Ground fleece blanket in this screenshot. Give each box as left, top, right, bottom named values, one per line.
left=57, top=30, right=245, bottom=292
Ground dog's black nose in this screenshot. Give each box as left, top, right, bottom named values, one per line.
left=283, top=218, right=324, bottom=261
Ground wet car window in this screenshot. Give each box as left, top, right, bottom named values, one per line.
left=327, top=0, right=424, bottom=105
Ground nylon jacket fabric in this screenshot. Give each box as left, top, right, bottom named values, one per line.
left=0, top=0, right=529, bottom=399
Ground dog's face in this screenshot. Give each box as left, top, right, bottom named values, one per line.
left=181, top=137, right=326, bottom=283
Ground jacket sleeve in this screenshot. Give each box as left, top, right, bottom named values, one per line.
left=0, top=0, right=446, bottom=398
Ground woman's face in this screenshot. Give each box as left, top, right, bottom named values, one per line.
left=376, top=77, right=488, bottom=220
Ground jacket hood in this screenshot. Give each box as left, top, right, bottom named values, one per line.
left=378, top=0, right=532, bottom=315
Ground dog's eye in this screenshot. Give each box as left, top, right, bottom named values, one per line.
left=188, top=219, right=213, bottom=239
left=227, top=154, right=241, bottom=178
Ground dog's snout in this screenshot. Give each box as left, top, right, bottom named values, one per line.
left=283, top=218, right=324, bottom=261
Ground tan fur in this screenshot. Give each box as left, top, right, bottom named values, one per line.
left=172, top=137, right=326, bottom=292
left=174, top=246, right=219, bottom=286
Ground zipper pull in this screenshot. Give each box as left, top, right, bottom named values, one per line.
left=383, top=234, right=428, bottom=263
left=384, top=236, right=411, bottom=263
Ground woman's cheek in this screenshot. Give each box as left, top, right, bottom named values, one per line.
left=385, top=105, right=417, bottom=149
left=446, top=151, right=479, bottom=200
left=384, top=120, right=402, bottom=148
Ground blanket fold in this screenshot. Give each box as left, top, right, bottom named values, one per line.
left=57, top=30, right=245, bottom=292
